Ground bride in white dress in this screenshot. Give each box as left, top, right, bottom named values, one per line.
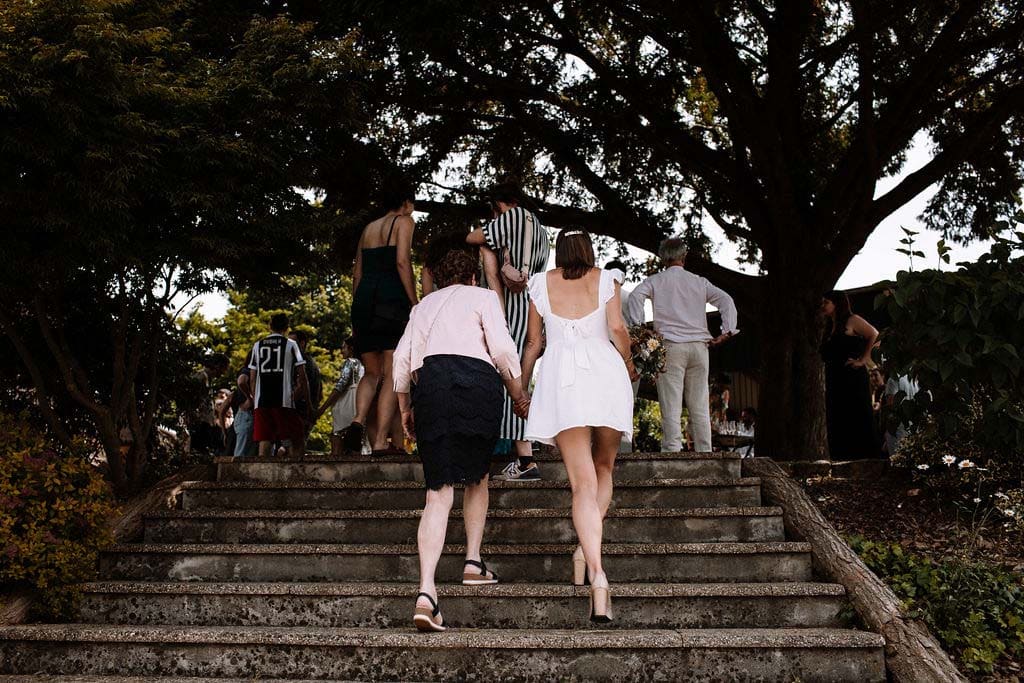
left=520, top=230, right=637, bottom=622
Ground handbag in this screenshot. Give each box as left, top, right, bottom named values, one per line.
left=499, top=211, right=535, bottom=294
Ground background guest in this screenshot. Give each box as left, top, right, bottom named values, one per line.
left=349, top=182, right=419, bottom=455
left=627, top=237, right=738, bottom=453
left=467, top=182, right=550, bottom=481
left=231, top=353, right=257, bottom=458
left=710, top=372, right=732, bottom=428
left=316, top=338, right=364, bottom=457
left=248, top=313, right=309, bottom=458
left=393, top=248, right=528, bottom=631
left=289, top=329, right=322, bottom=440
left=820, top=290, right=880, bottom=459
left=190, top=353, right=229, bottom=453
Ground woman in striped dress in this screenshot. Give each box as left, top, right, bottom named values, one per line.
left=467, top=182, right=550, bottom=480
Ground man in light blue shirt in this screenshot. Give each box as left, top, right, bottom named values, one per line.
left=627, top=238, right=738, bottom=452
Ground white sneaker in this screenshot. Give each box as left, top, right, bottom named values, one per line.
left=493, top=460, right=522, bottom=481
left=493, top=460, right=542, bottom=481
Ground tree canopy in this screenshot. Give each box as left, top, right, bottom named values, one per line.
left=0, top=0, right=369, bottom=490
left=305, top=0, right=1024, bottom=457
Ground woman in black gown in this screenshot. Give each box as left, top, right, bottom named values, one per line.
left=348, top=185, right=419, bottom=454
left=820, top=290, right=880, bottom=459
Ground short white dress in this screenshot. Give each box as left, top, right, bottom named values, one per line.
left=524, top=269, right=634, bottom=445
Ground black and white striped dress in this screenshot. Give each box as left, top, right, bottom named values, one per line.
left=482, top=207, right=551, bottom=441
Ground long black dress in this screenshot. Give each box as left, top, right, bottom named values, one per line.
left=351, top=217, right=411, bottom=356
left=821, top=332, right=878, bottom=459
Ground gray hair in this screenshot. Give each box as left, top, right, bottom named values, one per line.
left=658, top=237, right=688, bottom=262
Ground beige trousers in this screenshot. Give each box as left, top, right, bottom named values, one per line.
left=656, top=341, right=711, bottom=452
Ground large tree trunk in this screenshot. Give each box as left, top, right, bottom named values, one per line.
left=754, top=273, right=828, bottom=460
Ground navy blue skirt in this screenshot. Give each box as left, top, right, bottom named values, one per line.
left=412, top=355, right=503, bottom=490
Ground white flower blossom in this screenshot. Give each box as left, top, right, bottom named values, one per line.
left=995, top=492, right=1009, bottom=500
left=973, top=497, right=982, bottom=504
left=1006, top=509, right=1017, bottom=518
left=942, top=455, right=956, bottom=465
left=917, top=464, right=929, bottom=470
left=958, top=459, right=976, bottom=469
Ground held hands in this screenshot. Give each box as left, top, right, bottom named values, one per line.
left=512, top=393, right=531, bottom=419
left=401, top=409, right=416, bottom=441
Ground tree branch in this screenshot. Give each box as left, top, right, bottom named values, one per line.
left=0, top=306, right=74, bottom=449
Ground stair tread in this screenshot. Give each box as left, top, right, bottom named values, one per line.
left=81, top=580, right=845, bottom=597
left=107, top=541, right=811, bottom=555
left=147, top=505, right=781, bottom=520
left=215, top=450, right=739, bottom=464
left=0, top=678, right=368, bottom=683
left=0, top=623, right=884, bottom=649
left=182, top=477, right=762, bottom=490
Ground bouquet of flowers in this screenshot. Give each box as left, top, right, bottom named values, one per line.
left=628, top=324, right=666, bottom=382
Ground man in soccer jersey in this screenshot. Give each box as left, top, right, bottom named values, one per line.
left=248, top=313, right=310, bottom=457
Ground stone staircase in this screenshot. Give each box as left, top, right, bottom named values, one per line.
left=0, top=451, right=886, bottom=681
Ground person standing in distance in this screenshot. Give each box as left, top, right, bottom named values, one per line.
left=249, top=313, right=309, bottom=458
left=627, top=238, right=738, bottom=453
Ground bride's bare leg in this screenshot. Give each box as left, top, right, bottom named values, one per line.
left=593, top=427, right=620, bottom=519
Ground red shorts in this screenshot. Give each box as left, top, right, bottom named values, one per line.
left=253, top=407, right=305, bottom=444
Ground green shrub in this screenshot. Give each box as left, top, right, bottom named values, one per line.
left=849, top=535, right=1024, bottom=673
left=633, top=398, right=662, bottom=452
left=0, top=414, right=118, bottom=619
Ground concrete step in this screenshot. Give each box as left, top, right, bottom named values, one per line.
left=0, top=678, right=355, bottom=683
left=98, top=542, right=813, bottom=583
left=215, top=451, right=742, bottom=483
left=78, top=581, right=849, bottom=629
left=0, top=624, right=886, bottom=681
left=179, top=477, right=763, bottom=510
left=143, top=506, right=785, bottom=545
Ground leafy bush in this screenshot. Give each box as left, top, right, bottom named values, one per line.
left=849, top=535, right=1024, bottom=674
left=877, top=230, right=1024, bottom=463
left=632, top=398, right=662, bottom=452
left=0, top=414, right=118, bottom=618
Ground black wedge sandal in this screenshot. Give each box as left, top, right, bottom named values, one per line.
left=462, top=559, right=499, bottom=586
left=412, top=592, right=446, bottom=632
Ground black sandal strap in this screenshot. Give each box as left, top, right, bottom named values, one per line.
left=464, top=559, right=496, bottom=579
left=417, top=592, right=439, bottom=616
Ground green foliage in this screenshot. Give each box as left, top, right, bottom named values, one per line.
left=877, top=227, right=1024, bottom=468
left=849, top=536, right=1024, bottom=673
left=0, top=414, right=118, bottom=619
left=632, top=398, right=662, bottom=453
left=0, top=0, right=371, bottom=489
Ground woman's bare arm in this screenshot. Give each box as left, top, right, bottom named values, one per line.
left=481, top=246, right=505, bottom=315
left=394, top=215, right=418, bottom=305
left=606, top=283, right=638, bottom=380
left=847, top=314, right=879, bottom=367
left=352, top=230, right=364, bottom=294
left=520, top=302, right=544, bottom=390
